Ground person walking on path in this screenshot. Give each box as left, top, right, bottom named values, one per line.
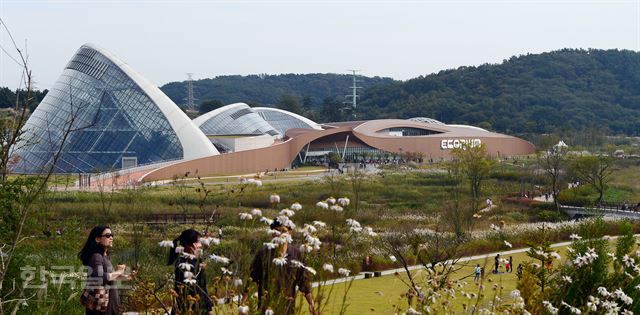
left=79, top=226, right=135, bottom=315
left=509, top=256, right=514, bottom=272
left=494, top=254, right=500, bottom=273
left=474, top=264, right=482, bottom=282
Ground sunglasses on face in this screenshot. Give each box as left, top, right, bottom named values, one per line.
left=101, top=233, right=114, bottom=238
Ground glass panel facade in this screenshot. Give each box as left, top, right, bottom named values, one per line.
left=408, top=117, right=445, bottom=125
left=12, top=46, right=184, bottom=173
left=256, top=109, right=316, bottom=135
left=198, top=104, right=279, bottom=136
left=387, top=127, right=442, bottom=136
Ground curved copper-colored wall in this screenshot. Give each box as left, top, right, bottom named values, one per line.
left=140, top=123, right=535, bottom=182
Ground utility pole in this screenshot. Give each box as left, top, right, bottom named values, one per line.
left=185, top=73, right=197, bottom=111
left=344, top=70, right=361, bottom=119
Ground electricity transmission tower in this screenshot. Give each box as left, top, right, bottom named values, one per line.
left=344, top=70, right=361, bottom=119
left=185, top=73, right=197, bottom=111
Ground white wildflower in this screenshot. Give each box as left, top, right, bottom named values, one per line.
left=266, top=229, right=281, bottom=236
left=330, top=205, right=344, bottom=212
left=490, top=223, right=500, bottom=231
left=290, top=202, right=302, bottom=211
left=175, top=246, right=184, bottom=254
left=550, top=252, right=561, bottom=260
left=179, top=262, right=193, bottom=271
left=346, top=218, right=361, bottom=228
left=543, top=301, right=559, bottom=314
left=510, top=289, right=521, bottom=298
left=183, top=271, right=194, bottom=279
left=182, top=252, right=196, bottom=260
left=305, top=266, right=317, bottom=275
left=270, top=193, right=280, bottom=204
left=562, top=275, right=573, bottom=283
left=338, top=268, right=350, bottom=276
left=326, top=197, right=336, bottom=204
left=279, top=209, right=295, bottom=217
left=221, top=267, right=233, bottom=275
left=389, top=255, right=397, bottom=262
left=598, top=287, right=610, bottom=297
left=251, top=208, right=263, bottom=217
left=504, top=240, right=512, bottom=248
left=232, top=278, right=243, bottom=287
left=273, top=256, right=288, bottom=266
left=238, top=305, right=249, bottom=314
left=561, top=301, right=582, bottom=314
left=209, top=254, right=230, bottom=265
left=615, top=288, right=633, bottom=305
left=184, top=278, right=197, bottom=285
left=265, top=309, right=274, bottom=315
left=239, top=213, right=253, bottom=220
left=300, top=244, right=313, bottom=253
left=158, top=240, right=174, bottom=248
left=407, top=307, right=422, bottom=315
left=272, top=234, right=293, bottom=244
left=263, top=242, right=277, bottom=250
left=570, top=233, right=582, bottom=240
left=364, top=226, right=377, bottom=236
left=338, top=197, right=350, bottom=206
left=322, top=263, right=334, bottom=273
left=315, top=201, right=329, bottom=209
left=259, top=217, right=273, bottom=225
left=312, top=220, right=326, bottom=228
left=199, top=237, right=220, bottom=247
left=290, top=260, right=305, bottom=268
left=303, top=224, right=317, bottom=233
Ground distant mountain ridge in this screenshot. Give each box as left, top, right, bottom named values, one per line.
left=357, top=48, right=640, bottom=135
left=160, top=73, right=395, bottom=107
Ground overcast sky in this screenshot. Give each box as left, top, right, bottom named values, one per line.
left=0, top=0, right=638, bottom=90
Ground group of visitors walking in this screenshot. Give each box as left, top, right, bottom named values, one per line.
left=79, top=222, right=315, bottom=315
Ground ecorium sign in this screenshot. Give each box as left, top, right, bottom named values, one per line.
left=440, top=139, right=482, bottom=150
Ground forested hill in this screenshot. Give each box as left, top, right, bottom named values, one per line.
left=358, top=49, right=640, bottom=135
left=160, top=73, right=394, bottom=107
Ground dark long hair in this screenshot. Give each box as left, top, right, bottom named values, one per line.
left=78, top=226, right=110, bottom=266
left=167, top=229, right=201, bottom=265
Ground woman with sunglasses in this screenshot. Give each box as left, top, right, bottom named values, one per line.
left=79, top=226, right=134, bottom=315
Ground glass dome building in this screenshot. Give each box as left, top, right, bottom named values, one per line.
left=254, top=107, right=322, bottom=135
left=11, top=44, right=217, bottom=173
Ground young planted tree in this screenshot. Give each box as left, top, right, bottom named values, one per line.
left=449, top=144, right=496, bottom=213
left=569, top=154, right=614, bottom=205
left=537, top=144, right=568, bottom=212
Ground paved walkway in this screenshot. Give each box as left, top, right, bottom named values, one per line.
left=313, top=234, right=637, bottom=287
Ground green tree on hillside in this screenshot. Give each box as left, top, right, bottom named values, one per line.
left=276, top=93, right=303, bottom=115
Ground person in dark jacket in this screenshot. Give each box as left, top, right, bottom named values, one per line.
left=168, top=229, right=212, bottom=314
left=249, top=218, right=315, bottom=315
left=79, top=226, right=134, bottom=315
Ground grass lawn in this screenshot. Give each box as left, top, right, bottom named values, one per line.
left=305, top=245, right=576, bottom=314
